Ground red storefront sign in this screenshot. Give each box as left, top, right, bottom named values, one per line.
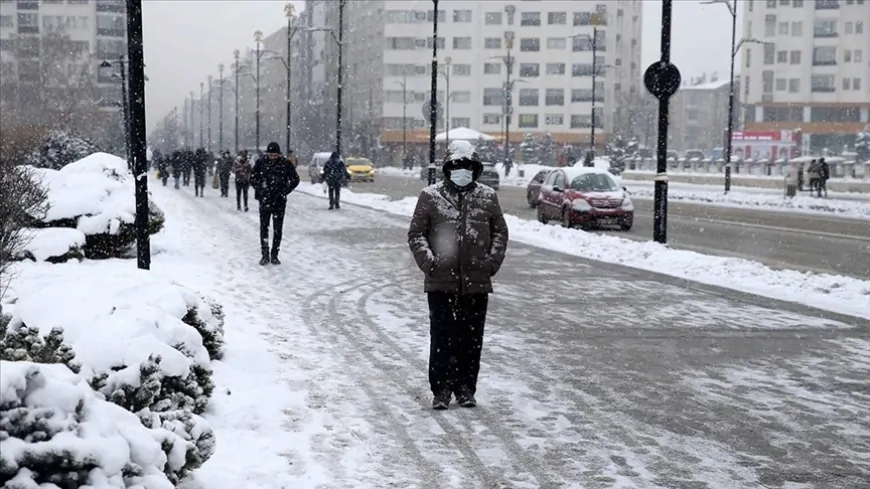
left=730, top=130, right=802, bottom=160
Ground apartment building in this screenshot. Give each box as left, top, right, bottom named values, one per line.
left=741, top=0, right=870, bottom=153
left=0, top=0, right=126, bottom=112
left=669, top=77, right=738, bottom=154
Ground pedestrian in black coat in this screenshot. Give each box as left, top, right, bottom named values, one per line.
left=170, top=151, right=182, bottom=189
left=321, top=151, right=346, bottom=210
left=193, top=148, right=209, bottom=197
left=250, top=142, right=300, bottom=265
left=818, top=157, right=830, bottom=198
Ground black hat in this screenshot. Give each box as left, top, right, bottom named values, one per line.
left=266, top=142, right=281, bottom=154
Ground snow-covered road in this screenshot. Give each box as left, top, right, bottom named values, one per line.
left=153, top=182, right=870, bottom=489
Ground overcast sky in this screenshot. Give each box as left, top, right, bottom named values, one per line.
left=142, top=1, right=741, bottom=131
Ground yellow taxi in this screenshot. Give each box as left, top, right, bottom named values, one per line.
left=345, top=157, right=375, bottom=182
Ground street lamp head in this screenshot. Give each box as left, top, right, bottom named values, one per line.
left=284, top=3, right=296, bottom=19
left=233, top=49, right=240, bottom=60
left=254, top=30, right=263, bottom=43
left=218, top=63, right=224, bottom=73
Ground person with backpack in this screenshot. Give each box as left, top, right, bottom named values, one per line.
left=233, top=150, right=252, bottom=211
left=250, top=142, right=300, bottom=265
left=818, top=157, right=830, bottom=198
left=192, top=148, right=209, bottom=197
left=217, top=150, right=234, bottom=198
left=321, top=151, right=347, bottom=210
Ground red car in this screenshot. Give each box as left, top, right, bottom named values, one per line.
left=536, top=167, right=634, bottom=230
left=526, top=169, right=553, bottom=208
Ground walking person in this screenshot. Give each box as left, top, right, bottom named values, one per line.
left=192, top=148, right=208, bottom=197
left=322, top=151, right=347, bottom=210
left=818, top=157, right=830, bottom=198
left=234, top=150, right=252, bottom=211
left=807, top=159, right=820, bottom=196
left=171, top=151, right=182, bottom=189
left=407, top=141, right=509, bottom=410
left=181, top=149, right=193, bottom=187
left=217, top=150, right=234, bottom=198
left=251, top=142, right=300, bottom=266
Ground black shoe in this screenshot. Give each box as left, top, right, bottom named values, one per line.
left=455, top=388, right=477, bottom=408
left=328, top=205, right=334, bottom=210
left=244, top=207, right=249, bottom=212
left=270, top=256, right=281, bottom=265
left=259, top=257, right=269, bottom=266
left=335, top=204, right=340, bottom=209
left=432, top=391, right=451, bottom=410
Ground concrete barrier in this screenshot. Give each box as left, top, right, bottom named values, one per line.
left=621, top=171, right=870, bottom=194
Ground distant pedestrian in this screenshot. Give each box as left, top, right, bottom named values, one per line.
left=807, top=159, right=821, bottom=196
left=234, top=150, right=252, bottom=211
left=171, top=151, right=182, bottom=189
left=217, top=150, right=234, bottom=198
left=193, top=148, right=208, bottom=197
left=251, top=142, right=300, bottom=266
left=818, top=157, right=829, bottom=198
left=407, top=140, right=509, bottom=410
left=181, top=149, right=193, bottom=186
left=321, top=151, right=347, bottom=210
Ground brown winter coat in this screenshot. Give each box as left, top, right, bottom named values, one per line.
left=408, top=181, right=509, bottom=294
left=233, top=158, right=252, bottom=184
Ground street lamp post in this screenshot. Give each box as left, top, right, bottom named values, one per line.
left=199, top=82, right=204, bottom=148
left=501, top=30, right=515, bottom=170
left=125, top=0, right=150, bottom=270
left=395, top=76, right=410, bottom=169
left=218, top=64, right=224, bottom=151
left=254, top=30, right=263, bottom=151
left=590, top=25, right=599, bottom=165
left=284, top=3, right=297, bottom=152
left=441, top=56, right=452, bottom=145
left=427, top=0, right=439, bottom=185
left=233, top=49, right=240, bottom=152
left=336, top=0, right=345, bottom=155
left=207, top=75, right=213, bottom=152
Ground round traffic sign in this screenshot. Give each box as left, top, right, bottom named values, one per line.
left=643, top=61, right=682, bottom=100
left=421, top=99, right=444, bottom=125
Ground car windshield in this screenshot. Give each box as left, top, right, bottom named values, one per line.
left=570, top=173, right=618, bottom=192
left=348, top=159, right=372, bottom=166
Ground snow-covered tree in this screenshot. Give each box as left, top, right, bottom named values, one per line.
left=520, top=133, right=538, bottom=165
left=606, top=134, right=640, bottom=174
left=0, top=158, right=48, bottom=301
left=856, top=126, right=870, bottom=163
left=24, top=130, right=100, bottom=170
left=182, top=299, right=226, bottom=361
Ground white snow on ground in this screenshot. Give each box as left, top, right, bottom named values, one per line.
left=298, top=183, right=870, bottom=319
left=378, top=166, right=870, bottom=218
left=17, top=227, right=85, bottom=261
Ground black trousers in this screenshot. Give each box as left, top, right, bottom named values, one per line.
left=236, top=181, right=249, bottom=209
left=427, top=292, right=489, bottom=396
left=327, top=183, right=341, bottom=207
left=219, top=173, right=231, bottom=197
left=259, top=202, right=286, bottom=258
left=182, top=168, right=191, bottom=186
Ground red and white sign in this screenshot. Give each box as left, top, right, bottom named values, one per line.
left=731, top=130, right=801, bottom=161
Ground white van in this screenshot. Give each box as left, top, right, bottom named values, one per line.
left=308, top=152, right=332, bottom=184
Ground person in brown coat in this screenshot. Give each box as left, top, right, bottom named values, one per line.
left=233, top=150, right=253, bottom=211
left=407, top=140, right=509, bottom=410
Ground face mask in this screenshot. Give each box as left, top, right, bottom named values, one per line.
left=450, top=169, right=473, bottom=187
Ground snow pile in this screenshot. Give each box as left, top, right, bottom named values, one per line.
left=297, top=184, right=870, bottom=319
left=1, top=260, right=224, bottom=482
left=16, top=228, right=86, bottom=263
left=23, top=130, right=101, bottom=170
left=19, top=152, right=165, bottom=261
left=624, top=185, right=870, bottom=220
left=0, top=361, right=187, bottom=489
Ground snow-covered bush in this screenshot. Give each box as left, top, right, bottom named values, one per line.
left=23, top=153, right=164, bottom=259
left=24, top=130, right=101, bottom=170
left=0, top=361, right=191, bottom=488
left=0, top=325, right=80, bottom=374
left=856, top=126, right=870, bottom=163
left=182, top=299, right=225, bottom=361
left=14, top=228, right=85, bottom=263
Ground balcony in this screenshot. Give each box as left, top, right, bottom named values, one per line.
left=17, top=26, right=38, bottom=34
left=97, top=28, right=125, bottom=37
left=813, top=30, right=838, bottom=38
left=810, top=86, right=836, bottom=92
left=814, top=0, right=840, bottom=8
left=96, top=1, right=125, bottom=13
left=812, top=59, right=837, bottom=66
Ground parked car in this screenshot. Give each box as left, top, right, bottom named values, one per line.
left=308, top=152, right=332, bottom=184
left=526, top=169, right=554, bottom=208
left=345, top=156, right=375, bottom=182
left=536, top=167, right=634, bottom=230
left=418, top=162, right=500, bottom=190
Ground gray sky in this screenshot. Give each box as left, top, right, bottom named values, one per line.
left=143, top=1, right=741, bottom=131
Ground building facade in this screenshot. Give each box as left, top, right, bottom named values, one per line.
left=741, top=0, right=870, bottom=154
left=668, top=78, right=739, bottom=154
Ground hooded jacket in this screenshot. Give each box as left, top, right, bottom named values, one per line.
left=407, top=146, right=509, bottom=294
left=251, top=154, right=300, bottom=208
left=321, top=152, right=347, bottom=185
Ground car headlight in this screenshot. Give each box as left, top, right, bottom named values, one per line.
left=571, top=199, right=592, bottom=211
left=621, top=197, right=634, bottom=211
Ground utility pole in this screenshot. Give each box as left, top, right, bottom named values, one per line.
left=125, top=0, right=150, bottom=270
left=117, top=56, right=130, bottom=164
left=207, top=75, right=213, bottom=152
left=336, top=0, right=345, bottom=155
left=427, top=0, right=439, bottom=185
left=199, top=82, right=204, bottom=148
left=255, top=30, right=263, bottom=151
left=398, top=76, right=408, bottom=169
left=441, top=56, right=452, bottom=145
left=589, top=25, right=598, bottom=165
left=182, top=98, right=188, bottom=148
left=502, top=31, right=515, bottom=169
left=285, top=3, right=297, bottom=152
left=218, top=64, right=224, bottom=151
left=233, top=49, right=240, bottom=152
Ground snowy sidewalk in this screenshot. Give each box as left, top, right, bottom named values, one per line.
left=153, top=182, right=870, bottom=489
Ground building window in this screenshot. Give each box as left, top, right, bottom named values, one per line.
left=521, top=12, right=541, bottom=26
left=767, top=0, right=777, bottom=6
left=810, top=74, right=835, bottom=92
left=764, top=14, right=777, bottom=36
left=853, top=78, right=861, bottom=90
left=483, top=113, right=502, bottom=125
left=857, top=21, right=864, bottom=33
left=813, top=18, right=837, bottom=37
left=453, top=37, right=472, bottom=49
left=572, top=63, right=595, bottom=76
left=483, top=88, right=504, bottom=106
left=427, top=37, right=446, bottom=49
left=452, top=64, right=472, bottom=76
left=545, top=88, right=564, bottom=105
left=451, top=117, right=471, bottom=128
left=485, top=12, right=503, bottom=25
left=545, top=114, right=564, bottom=125
left=518, top=114, right=539, bottom=128
left=789, top=50, right=801, bottom=64
left=814, top=0, right=840, bottom=8
left=778, top=21, right=789, bottom=34
left=788, top=78, right=800, bottom=92
left=547, top=37, right=566, bottom=49
left=68, top=15, right=89, bottom=29
left=518, top=88, right=539, bottom=106
left=842, top=77, right=851, bottom=90
left=427, top=10, right=446, bottom=22
left=573, top=12, right=595, bottom=26
left=548, top=12, right=567, bottom=24
left=791, top=21, right=803, bottom=35
left=762, top=70, right=774, bottom=92
left=520, top=38, right=540, bottom=52
left=483, top=62, right=501, bottom=75
left=763, top=42, right=775, bottom=64
left=387, top=37, right=416, bottom=50
left=0, top=15, right=13, bottom=28
left=545, top=63, right=565, bottom=75
left=484, top=37, right=502, bottom=49
left=451, top=91, right=471, bottom=103
left=453, top=10, right=472, bottom=22
left=570, top=114, right=593, bottom=129
left=777, top=50, right=788, bottom=63
left=776, top=78, right=787, bottom=91
left=385, top=11, right=417, bottom=23
left=855, top=50, right=863, bottom=62
left=812, top=46, right=837, bottom=65
left=519, top=63, right=540, bottom=77
left=17, top=12, right=38, bottom=33
left=844, top=49, right=852, bottom=62
left=572, top=35, right=593, bottom=52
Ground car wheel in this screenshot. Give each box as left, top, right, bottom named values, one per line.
left=528, top=192, right=537, bottom=208
left=561, top=208, right=573, bottom=228
left=620, top=219, right=633, bottom=231
left=537, top=205, right=548, bottom=224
